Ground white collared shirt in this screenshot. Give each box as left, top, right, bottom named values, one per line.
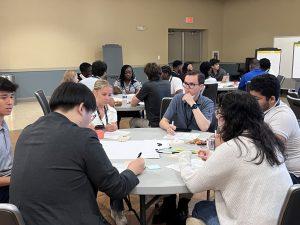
left=169, top=76, right=183, bottom=95
left=91, top=105, right=117, bottom=126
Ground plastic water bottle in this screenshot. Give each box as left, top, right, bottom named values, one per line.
left=122, top=94, right=127, bottom=106
left=207, top=135, right=215, bottom=151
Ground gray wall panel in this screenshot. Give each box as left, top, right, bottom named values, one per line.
left=2, top=70, right=63, bottom=99
left=1, top=68, right=148, bottom=100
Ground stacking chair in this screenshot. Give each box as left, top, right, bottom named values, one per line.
left=277, top=75, right=285, bottom=87
left=202, top=83, right=218, bottom=104
left=287, top=95, right=300, bottom=120
left=0, top=204, right=25, bottom=225
left=208, top=114, right=217, bottom=133
left=288, top=89, right=299, bottom=99
left=34, top=90, right=51, bottom=115
left=277, top=184, right=300, bottom=225
left=160, top=97, right=173, bottom=119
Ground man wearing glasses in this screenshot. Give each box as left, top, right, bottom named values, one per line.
left=160, top=70, right=214, bottom=134
left=0, top=77, right=18, bottom=203
left=10, top=82, right=144, bottom=225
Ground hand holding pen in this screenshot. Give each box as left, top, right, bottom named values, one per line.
left=167, top=121, right=176, bottom=135
left=127, top=152, right=145, bottom=175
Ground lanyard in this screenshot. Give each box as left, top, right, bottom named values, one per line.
left=97, top=106, right=109, bottom=125
left=122, top=81, right=133, bottom=92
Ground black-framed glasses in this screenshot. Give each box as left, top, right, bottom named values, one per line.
left=183, top=82, right=199, bottom=89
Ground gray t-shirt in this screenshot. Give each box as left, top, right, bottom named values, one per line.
left=163, top=93, right=214, bottom=131
left=264, top=101, right=300, bottom=177
left=136, top=79, right=171, bottom=127
left=0, top=120, right=12, bottom=177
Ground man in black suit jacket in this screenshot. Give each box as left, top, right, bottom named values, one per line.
left=10, top=82, right=145, bottom=225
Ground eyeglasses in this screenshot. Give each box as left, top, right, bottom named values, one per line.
left=183, top=82, right=200, bottom=89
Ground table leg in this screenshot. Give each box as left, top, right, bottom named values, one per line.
left=140, top=195, right=146, bottom=225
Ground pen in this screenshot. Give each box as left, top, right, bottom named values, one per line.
left=171, top=121, right=174, bottom=126
left=137, top=152, right=142, bottom=158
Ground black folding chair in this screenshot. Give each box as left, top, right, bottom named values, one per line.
left=160, top=97, right=173, bottom=119
left=34, top=90, right=51, bottom=115
left=277, top=184, right=300, bottom=225
left=202, top=83, right=218, bottom=104
left=0, top=204, right=25, bottom=225
left=288, top=89, right=299, bottom=99
left=287, top=95, right=300, bottom=120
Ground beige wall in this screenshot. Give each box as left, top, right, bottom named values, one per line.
left=0, top=0, right=223, bottom=70
left=222, top=0, right=300, bottom=62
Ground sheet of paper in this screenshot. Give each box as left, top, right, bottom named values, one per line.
left=166, top=158, right=204, bottom=172
left=104, top=130, right=130, bottom=140
left=101, top=140, right=160, bottom=159
left=163, top=132, right=200, bottom=141
left=154, top=140, right=170, bottom=150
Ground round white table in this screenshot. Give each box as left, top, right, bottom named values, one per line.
left=108, top=128, right=212, bottom=225
left=113, top=94, right=145, bottom=112
left=114, top=104, right=145, bottom=112
left=217, top=81, right=239, bottom=91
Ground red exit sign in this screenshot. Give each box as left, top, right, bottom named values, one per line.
left=185, top=17, right=194, bottom=24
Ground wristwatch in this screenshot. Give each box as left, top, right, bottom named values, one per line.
left=190, top=103, right=198, bottom=110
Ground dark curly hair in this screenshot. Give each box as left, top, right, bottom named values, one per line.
left=119, top=65, right=136, bottom=88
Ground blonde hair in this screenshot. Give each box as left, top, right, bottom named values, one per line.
left=93, top=79, right=111, bottom=90
left=62, top=70, right=77, bottom=83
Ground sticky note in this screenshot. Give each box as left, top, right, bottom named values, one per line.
left=147, top=164, right=161, bottom=170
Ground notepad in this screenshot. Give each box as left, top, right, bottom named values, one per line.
left=101, top=140, right=160, bottom=159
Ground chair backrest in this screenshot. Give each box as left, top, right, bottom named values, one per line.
left=207, top=113, right=217, bottom=133
left=288, top=89, right=299, bottom=99
left=277, top=184, right=300, bottom=225
left=287, top=95, right=300, bottom=120
left=277, top=75, right=285, bottom=86
left=160, top=97, right=173, bottom=119
left=202, top=83, right=218, bottom=104
left=34, top=90, right=51, bottom=115
left=0, top=204, right=25, bottom=225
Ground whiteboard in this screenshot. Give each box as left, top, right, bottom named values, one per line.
left=274, top=36, right=300, bottom=78
left=256, top=49, right=281, bottom=75
left=292, top=43, right=300, bottom=79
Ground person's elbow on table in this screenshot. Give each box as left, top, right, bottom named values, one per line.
left=131, top=96, right=140, bottom=106
left=160, top=118, right=176, bottom=135
left=201, top=121, right=210, bottom=132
